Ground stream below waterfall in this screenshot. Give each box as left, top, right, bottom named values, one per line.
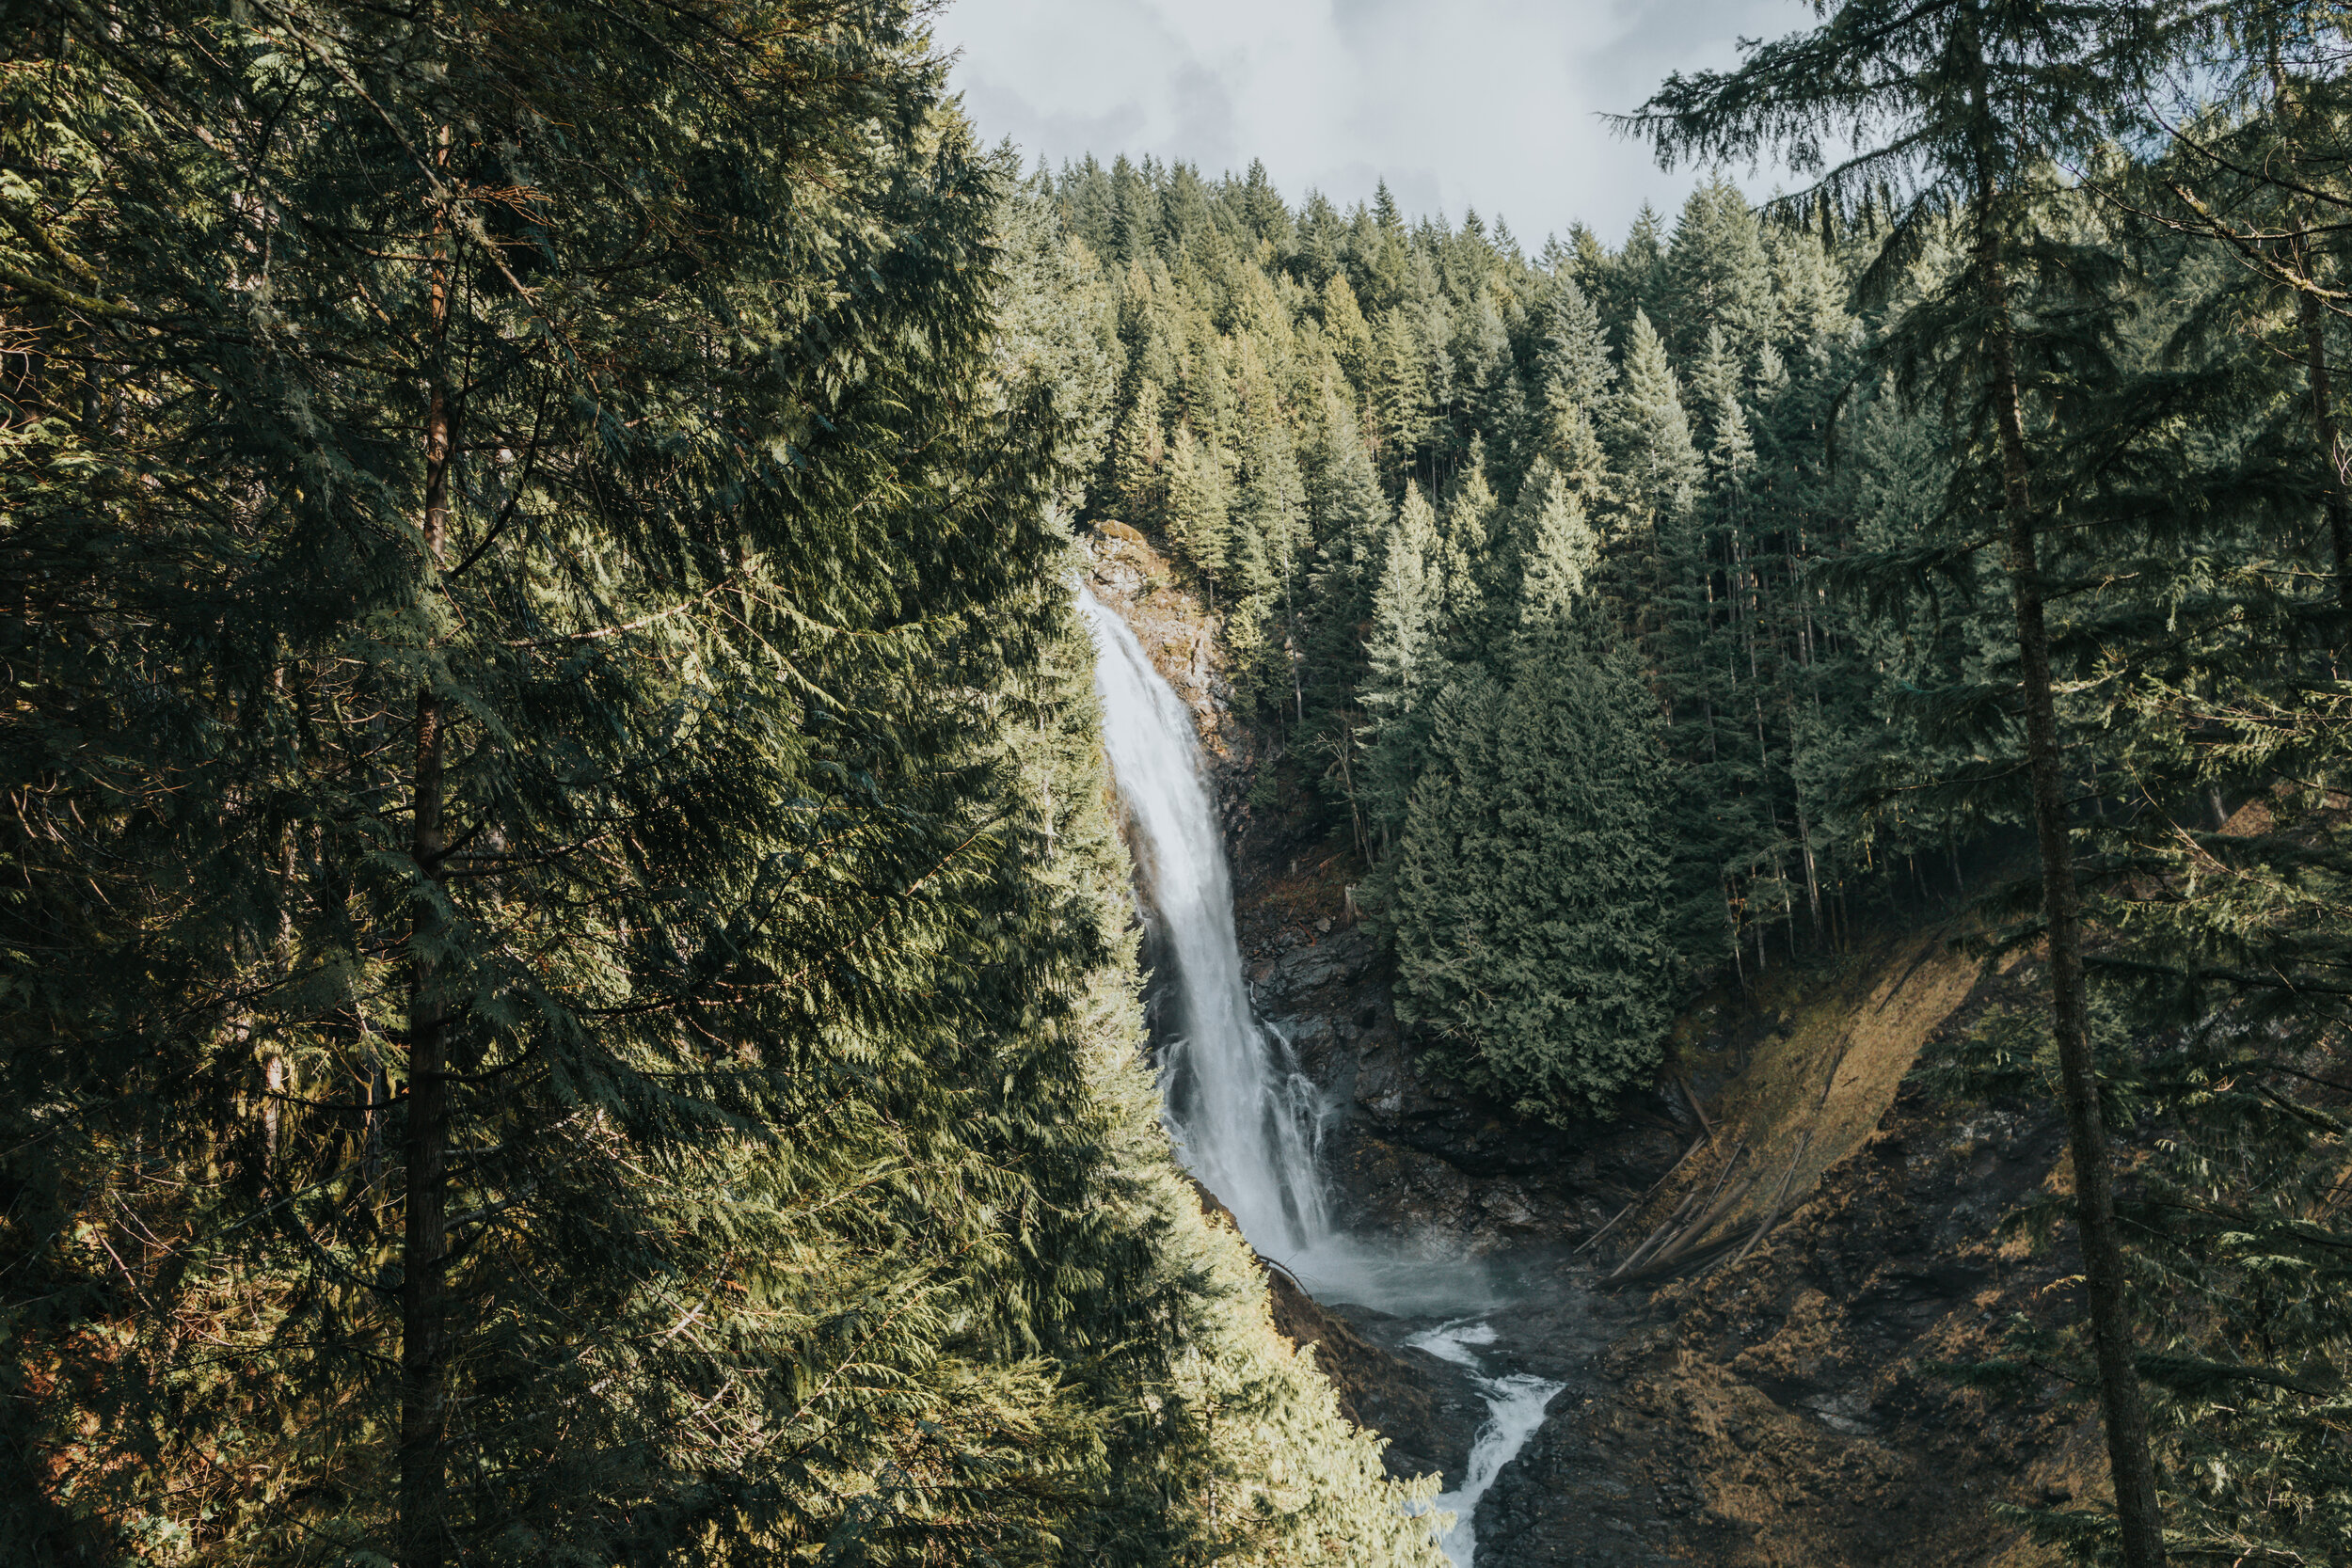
left=1079, top=586, right=1573, bottom=1567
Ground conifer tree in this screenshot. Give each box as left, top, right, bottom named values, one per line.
left=1540, top=274, right=1620, bottom=416
left=1114, top=378, right=1171, bottom=528
left=1609, top=310, right=1707, bottom=614
left=1593, top=203, right=1669, bottom=341
left=1662, top=175, right=1778, bottom=359
left=1436, top=443, right=1501, bottom=657
left=1168, top=420, right=1235, bottom=580
left=1509, top=462, right=1602, bottom=621
left=1300, top=413, right=1395, bottom=850
left=1361, top=482, right=1445, bottom=837
left=0, top=7, right=1165, bottom=1560
left=1321, top=273, right=1377, bottom=388
left=1391, top=494, right=1675, bottom=1117
left=1634, top=4, right=2172, bottom=1557
left=1375, top=306, right=1438, bottom=485
left=1534, top=277, right=1625, bottom=523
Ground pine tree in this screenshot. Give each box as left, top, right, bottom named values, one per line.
left=1512, top=465, right=1602, bottom=626
left=1239, top=157, right=1295, bottom=253
left=1232, top=336, right=1310, bottom=710
left=1320, top=272, right=1377, bottom=388
left=1592, top=202, right=1668, bottom=343
left=1374, top=304, right=1438, bottom=485
left=0, top=6, right=1146, bottom=1560
left=1436, top=442, right=1500, bottom=657
left=1392, top=503, right=1676, bottom=1118
left=1300, top=407, right=1395, bottom=852
left=1634, top=5, right=2173, bottom=1557
left=1540, top=274, right=1619, bottom=416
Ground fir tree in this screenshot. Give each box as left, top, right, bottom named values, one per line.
left=1436, top=442, right=1501, bottom=657
left=1361, top=482, right=1445, bottom=838
left=1168, top=420, right=1235, bottom=580
left=1634, top=4, right=2175, bottom=1556
left=1662, top=175, right=1777, bottom=359
left=1609, top=309, right=1707, bottom=603
left=1392, top=507, right=1676, bottom=1117
left=1321, top=272, right=1377, bottom=388
left=1114, top=378, right=1171, bottom=528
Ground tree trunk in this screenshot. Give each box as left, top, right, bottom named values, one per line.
left=2271, top=50, right=2352, bottom=621
left=399, top=167, right=457, bottom=1568
left=2295, top=264, right=2352, bottom=618
left=1978, top=198, right=2169, bottom=1568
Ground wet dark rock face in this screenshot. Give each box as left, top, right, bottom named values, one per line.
left=1236, top=911, right=1687, bottom=1258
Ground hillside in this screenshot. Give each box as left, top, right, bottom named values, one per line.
left=1088, top=518, right=2321, bottom=1566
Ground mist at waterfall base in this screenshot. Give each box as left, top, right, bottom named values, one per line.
left=1080, top=586, right=1558, bottom=1565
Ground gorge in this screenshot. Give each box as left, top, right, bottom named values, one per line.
left=1078, top=527, right=2186, bottom=1568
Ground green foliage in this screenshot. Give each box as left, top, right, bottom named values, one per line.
left=1391, top=608, right=1677, bottom=1117
left=0, top=8, right=1442, bottom=1564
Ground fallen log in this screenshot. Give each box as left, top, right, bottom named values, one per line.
left=1572, top=1131, right=1706, bottom=1257
left=1727, top=1131, right=1815, bottom=1271
left=1639, top=1165, right=1761, bottom=1276
left=1606, top=1183, right=1706, bottom=1283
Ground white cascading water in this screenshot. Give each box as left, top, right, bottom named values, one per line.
left=1078, top=587, right=1330, bottom=1256
left=1079, top=585, right=1551, bottom=1567
left=1403, top=1321, right=1565, bottom=1567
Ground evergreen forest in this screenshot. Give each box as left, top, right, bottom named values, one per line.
left=8, top=0, right=2352, bottom=1564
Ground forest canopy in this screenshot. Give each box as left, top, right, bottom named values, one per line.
left=0, top=3, right=1439, bottom=1564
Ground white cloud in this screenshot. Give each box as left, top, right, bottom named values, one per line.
left=934, top=0, right=1811, bottom=245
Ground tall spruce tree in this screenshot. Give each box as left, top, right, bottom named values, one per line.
left=1609, top=310, right=1707, bottom=631
left=1361, top=482, right=1445, bottom=839
left=1113, top=378, right=1172, bottom=527
left=1391, top=491, right=1676, bottom=1117
left=1168, top=420, right=1235, bottom=580
left=1632, top=4, right=2172, bottom=1558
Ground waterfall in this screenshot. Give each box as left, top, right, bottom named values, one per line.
left=1077, top=587, right=1330, bottom=1257
left=1081, top=584, right=1545, bottom=1568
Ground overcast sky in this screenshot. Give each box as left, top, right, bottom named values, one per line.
left=933, top=0, right=1810, bottom=249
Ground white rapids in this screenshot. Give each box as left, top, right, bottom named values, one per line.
left=1079, top=585, right=1552, bottom=1564
left=1402, top=1322, right=1565, bottom=1568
